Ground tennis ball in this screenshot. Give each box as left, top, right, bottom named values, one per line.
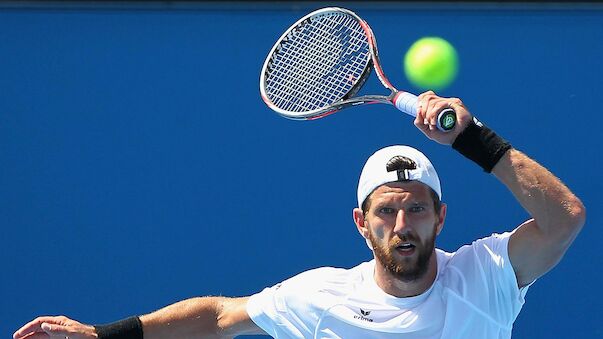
left=404, top=37, right=458, bottom=90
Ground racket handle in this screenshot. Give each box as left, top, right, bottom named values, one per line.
left=393, top=92, right=456, bottom=132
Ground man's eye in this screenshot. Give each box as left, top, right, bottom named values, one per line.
left=379, top=207, right=395, bottom=214
left=410, top=206, right=425, bottom=213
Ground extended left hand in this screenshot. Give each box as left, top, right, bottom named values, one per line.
left=13, top=316, right=97, bottom=339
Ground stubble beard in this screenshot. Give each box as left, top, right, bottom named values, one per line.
left=369, top=226, right=437, bottom=283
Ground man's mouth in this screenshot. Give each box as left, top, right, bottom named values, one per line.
left=395, top=243, right=416, bottom=255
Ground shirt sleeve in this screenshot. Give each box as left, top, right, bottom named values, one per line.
left=246, top=283, right=289, bottom=338
left=461, top=231, right=535, bottom=326
left=246, top=269, right=330, bottom=338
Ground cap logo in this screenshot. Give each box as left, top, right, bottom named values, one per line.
left=396, top=169, right=410, bottom=181
left=386, top=155, right=415, bottom=182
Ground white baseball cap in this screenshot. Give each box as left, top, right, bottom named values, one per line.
left=357, top=145, right=442, bottom=208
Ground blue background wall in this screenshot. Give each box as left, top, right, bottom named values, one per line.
left=2, top=2, right=602, bottom=338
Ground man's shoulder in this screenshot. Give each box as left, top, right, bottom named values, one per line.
left=284, top=261, right=372, bottom=289
left=436, top=232, right=515, bottom=286
left=438, top=232, right=513, bottom=261
left=258, top=261, right=372, bottom=312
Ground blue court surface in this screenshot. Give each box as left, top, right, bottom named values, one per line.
left=2, top=2, right=602, bottom=338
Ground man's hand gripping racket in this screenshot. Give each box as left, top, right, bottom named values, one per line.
left=260, top=7, right=457, bottom=132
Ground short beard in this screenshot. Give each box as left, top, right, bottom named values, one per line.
left=368, top=226, right=437, bottom=283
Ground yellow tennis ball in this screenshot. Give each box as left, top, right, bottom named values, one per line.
left=404, top=37, right=458, bottom=90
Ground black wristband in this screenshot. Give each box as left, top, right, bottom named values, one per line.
left=94, top=316, right=143, bottom=339
left=452, top=117, right=512, bottom=172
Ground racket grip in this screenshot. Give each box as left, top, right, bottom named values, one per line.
left=393, top=92, right=456, bottom=132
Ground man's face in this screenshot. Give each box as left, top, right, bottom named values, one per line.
left=361, top=181, right=445, bottom=282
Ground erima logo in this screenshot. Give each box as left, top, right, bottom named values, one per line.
left=353, top=309, right=373, bottom=322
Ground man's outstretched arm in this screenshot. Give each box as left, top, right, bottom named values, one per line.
left=13, top=296, right=264, bottom=339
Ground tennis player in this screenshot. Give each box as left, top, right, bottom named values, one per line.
left=14, top=92, right=585, bottom=338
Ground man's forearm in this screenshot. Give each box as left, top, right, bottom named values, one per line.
left=492, top=149, right=585, bottom=241
left=140, top=297, right=233, bottom=339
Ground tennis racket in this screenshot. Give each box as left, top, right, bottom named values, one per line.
left=260, top=7, right=456, bottom=132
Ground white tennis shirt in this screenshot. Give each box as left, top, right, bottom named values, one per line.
left=247, top=232, right=533, bottom=338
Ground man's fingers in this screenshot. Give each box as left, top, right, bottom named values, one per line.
left=41, top=323, right=55, bottom=332
left=16, top=333, right=48, bottom=339
left=14, top=316, right=70, bottom=339
left=14, top=317, right=50, bottom=338
left=414, top=116, right=428, bottom=132
left=41, top=322, right=74, bottom=336
left=417, top=90, right=436, bottom=102
left=416, top=91, right=433, bottom=126
left=415, top=102, right=425, bottom=126
left=417, top=91, right=438, bottom=127
left=418, top=91, right=458, bottom=131
left=426, top=99, right=439, bottom=129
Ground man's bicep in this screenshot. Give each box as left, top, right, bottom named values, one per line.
left=508, top=219, right=571, bottom=287
left=220, top=297, right=266, bottom=337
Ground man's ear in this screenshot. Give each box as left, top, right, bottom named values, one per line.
left=436, top=203, right=447, bottom=235
left=353, top=208, right=373, bottom=250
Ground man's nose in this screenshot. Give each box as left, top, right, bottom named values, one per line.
left=393, top=209, right=410, bottom=234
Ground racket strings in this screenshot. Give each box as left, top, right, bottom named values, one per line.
left=270, top=16, right=366, bottom=111
left=264, top=12, right=370, bottom=113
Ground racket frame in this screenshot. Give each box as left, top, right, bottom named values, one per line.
left=260, top=7, right=456, bottom=132
left=260, top=7, right=395, bottom=120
